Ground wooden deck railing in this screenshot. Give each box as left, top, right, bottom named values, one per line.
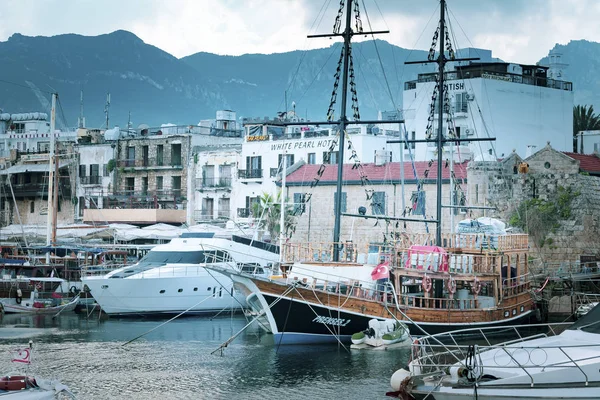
left=282, top=234, right=529, bottom=264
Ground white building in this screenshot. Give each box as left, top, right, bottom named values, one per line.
left=576, top=130, right=600, bottom=154
left=403, top=61, right=574, bottom=161
left=0, top=112, right=77, bottom=156
left=191, top=148, right=240, bottom=224
left=74, top=142, right=115, bottom=220
left=235, top=116, right=402, bottom=220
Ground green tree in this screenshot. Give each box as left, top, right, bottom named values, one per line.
left=251, top=191, right=297, bottom=243
left=573, top=105, right=600, bottom=152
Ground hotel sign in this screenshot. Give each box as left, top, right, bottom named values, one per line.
left=247, top=135, right=269, bottom=142
left=269, top=138, right=336, bottom=151
left=481, top=73, right=511, bottom=82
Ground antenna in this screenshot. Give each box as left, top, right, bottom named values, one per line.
left=127, top=111, right=132, bottom=131
left=104, top=92, right=111, bottom=129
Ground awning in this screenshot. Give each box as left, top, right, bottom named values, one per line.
left=0, top=162, right=69, bottom=175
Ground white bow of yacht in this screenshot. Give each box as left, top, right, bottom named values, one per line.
left=82, top=234, right=279, bottom=316
left=389, top=304, right=600, bottom=400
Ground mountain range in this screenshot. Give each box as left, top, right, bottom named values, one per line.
left=0, top=30, right=596, bottom=128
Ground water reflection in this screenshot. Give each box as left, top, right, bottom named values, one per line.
left=0, top=313, right=408, bottom=399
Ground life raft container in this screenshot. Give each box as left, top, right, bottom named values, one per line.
left=0, top=375, right=37, bottom=391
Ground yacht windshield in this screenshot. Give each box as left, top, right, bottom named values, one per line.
left=108, top=249, right=232, bottom=278
left=138, top=250, right=231, bottom=267
left=569, top=303, right=600, bottom=333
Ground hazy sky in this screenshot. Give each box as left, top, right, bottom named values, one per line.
left=1, top=0, right=599, bottom=64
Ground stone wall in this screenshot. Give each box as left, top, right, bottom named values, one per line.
left=469, top=146, right=600, bottom=263
left=285, top=181, right=459, bottom=252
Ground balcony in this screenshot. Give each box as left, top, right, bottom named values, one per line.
left=1, top=181, right=72, bottom=198
left=197, top=177, right=232, bottom=189
left=117, top=159, right=183, bottom=170
left=80, top=176, right=101, bottom=185
left=238, top=169, right=262, bottom=179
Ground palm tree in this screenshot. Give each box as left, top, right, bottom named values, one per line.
left=251, top=191, right=297, bottom=243
left=573, top=105, right=600, bottom=152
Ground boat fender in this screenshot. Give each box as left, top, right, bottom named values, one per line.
left=390, top=368, right=411, bottom=391
left=35, top=282, right=42, bottom=291
left=69, top=286, right=80, bottom=295
left=421, top=274, right=432, bottom=293
left=15, top=289, right=22, bottom=304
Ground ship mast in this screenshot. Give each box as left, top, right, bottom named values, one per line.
left=402, top=0, right=482, bottom=246
left=46, top=93, right=57, bottom=251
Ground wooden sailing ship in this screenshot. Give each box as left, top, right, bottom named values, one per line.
left=210, top=0, right=537, bottom=344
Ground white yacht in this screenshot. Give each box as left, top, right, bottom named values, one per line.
left=82, top=234, right=279, bottom=316
left=390, top=304, right=600, bottom=399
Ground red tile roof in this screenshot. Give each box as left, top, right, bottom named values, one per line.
left=563, top=152, right=600, bottom=174
left=285, top=161, right=468, bottom=185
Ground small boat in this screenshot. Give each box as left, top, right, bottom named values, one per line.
left=1, top=342, right=73, bottom=399
left=351, top=319, right=410, bottom=349
left=388, top=304, right=600, bottom=400
left=1, top=286, right=79, bottom=315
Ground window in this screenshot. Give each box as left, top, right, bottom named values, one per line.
left=411, top=131, right=416, bottom=149
left=171, top=143, right=182, bottom=166
left=90, top=164, right=99, bottom=177
left=79, top=165, right=87, bottom=177
left=293, top=193, right=306, bottom=215
left=156, top=176, right=163, bottom=191
left=333, top=192, right=347, bottom=213
left=411, top=191, right=426, bottom=215
left=172, top=176, right=182, bottom=197
left=453, top=190, right=467, bottom=215
left=103, top=164, right=109, bottom=177
left=454, top=92, right=468, bottom=113
left=278, top=154, right=295, bottom=169
left=475, top=184, right=479, bottom=203
left=372, top=192, right=386, bottom=215
left=30, top=201, right=34, bottom=214
left=127, top=146, right=135, bottom=166
left=307, top=153, right=316, bottom=165
left=324, top=151, right=339, bottom=164
left=141, top=177, right=148, bottom=195
left=126, top=177, right=135, bottom=194
left=156, top=145, right=164, bottom=166
left=245, top=156, right=262, bottom=178
left=142, top=145, right=149, bottom=166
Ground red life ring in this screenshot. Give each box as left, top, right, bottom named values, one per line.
left=447, top=277, right=457, bottom=294
left=471, top=277, right=482, bottom=295
left=421, top=274, right=432, bottom=292
left=0, top=376, right=37, bottom=391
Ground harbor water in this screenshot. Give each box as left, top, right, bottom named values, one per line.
left=0, top=312, right=410, bottom=399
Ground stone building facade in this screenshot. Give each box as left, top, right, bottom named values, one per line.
left=468, top=144, right=600, bottom=262
left=0, top=146, right=77, bottom=228
left=282, top=161, right=468, bottom=252
left=115, top=134, right=190, bottom=209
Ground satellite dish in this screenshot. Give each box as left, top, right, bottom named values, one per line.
left=137, top=124, right=150, bottom=130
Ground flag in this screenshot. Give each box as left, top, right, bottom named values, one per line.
left=371, top=261, right=390, bottom=280
left=11, top=348, right=31, bottom=364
